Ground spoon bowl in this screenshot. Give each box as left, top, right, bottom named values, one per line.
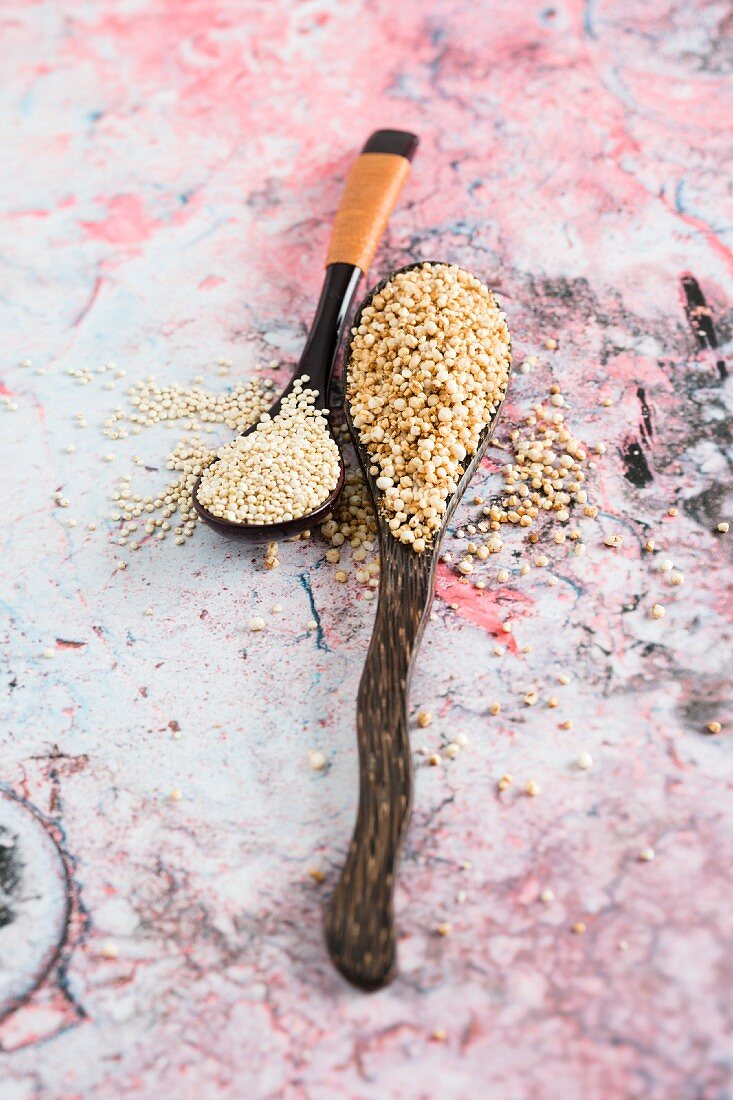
left=192, top=370, right=348, bottom=543
left=324, top=261, right=512, bottom=990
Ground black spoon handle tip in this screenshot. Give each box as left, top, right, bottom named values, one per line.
left=362, top=130, right=419, bottom=161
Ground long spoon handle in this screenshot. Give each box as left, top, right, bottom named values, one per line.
left=297, top=131, right=418, bottom=405
left=325, top=539, right=434, bottom=989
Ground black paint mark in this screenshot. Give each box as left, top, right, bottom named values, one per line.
left=637, top=387, right=653, bottom=444
left=622, top=441, right=654, bottom=488
left=681, top=274, right=727, bottom=379
left=0, top=827, right=21, bottom=930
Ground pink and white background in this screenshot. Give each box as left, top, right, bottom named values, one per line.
left=1, top=2, right=732, bottom=1098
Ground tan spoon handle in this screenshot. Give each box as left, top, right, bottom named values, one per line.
left=325, top=538, right=435, bottom=990
left=325, top=130, right=418, bottom=272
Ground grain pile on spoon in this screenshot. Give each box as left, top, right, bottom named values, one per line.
left=196, top=378, right=340, bottom=525
left=347, top=263, right=511, bottom=551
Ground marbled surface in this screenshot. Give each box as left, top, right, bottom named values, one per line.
left=1, top=2, right=732, bottom=1098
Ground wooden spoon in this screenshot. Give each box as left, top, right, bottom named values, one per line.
left=325, top=262, right=512, bottom=990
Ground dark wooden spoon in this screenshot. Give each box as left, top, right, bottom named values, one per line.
left=325, top=262, right=512, bottom=990
left=192, top=130, right=418, bottom=543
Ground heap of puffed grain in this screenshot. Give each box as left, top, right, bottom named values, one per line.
left=196, top=378, right=341, bottom=524
left=347, top=263, right=511, bottom=551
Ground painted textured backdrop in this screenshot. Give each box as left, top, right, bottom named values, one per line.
left=1, top=1, right=732, bottom=1098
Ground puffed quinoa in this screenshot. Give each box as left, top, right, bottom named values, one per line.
left=347, top=264, right=511, bottom=550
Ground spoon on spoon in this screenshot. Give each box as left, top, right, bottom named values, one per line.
left=324, top=261, right=512, bottom=990
left=193, top=130, right=419, bottom=542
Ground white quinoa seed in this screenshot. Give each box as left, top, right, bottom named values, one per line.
left=197, top=380, right=340, bottom=525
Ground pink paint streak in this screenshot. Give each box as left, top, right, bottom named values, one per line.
left=435, top=564, right=533, bottom=651
left=80, top=195, right=159, bottom=245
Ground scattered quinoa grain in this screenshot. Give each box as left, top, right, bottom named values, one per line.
left=706, top=720, right=722, bottom=734
left=525, top=779, right=541, bottom=797
left=577, top=751, right=594, bottom=770
left=571, top=921, right=587, bottom=934
left=308, top=750, right=327, bottom=771
left=264, top=542, right=279, bottom=570
left=417, top=710, right=433, bottom=728
left=539, top=888, right=554, bottom=903
left=248, top=616, right=266, bottom=632
left=716, top=521, right=729, bottom=534
left=437, top=922, right=452, bottom=936
left=651, top=603, right=665, bottom=619
left=639, top=846, right=655, bottom=862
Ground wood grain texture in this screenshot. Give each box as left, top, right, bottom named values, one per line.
left=324, top=538, right=433, bottom=989
left=325, top=262, right=511, bottom=990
